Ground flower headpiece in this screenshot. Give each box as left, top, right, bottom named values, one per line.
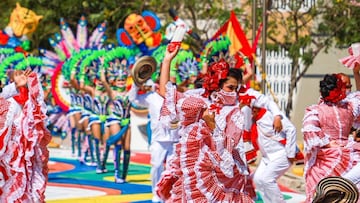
left=323, top=74, right=346, bottom=103
left=202, top=59, right=229, bottom=97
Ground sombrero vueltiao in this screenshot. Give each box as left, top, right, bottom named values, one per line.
left=313, top=176, right=359, bottom=203
left=131, top=56, right=156, bottom=86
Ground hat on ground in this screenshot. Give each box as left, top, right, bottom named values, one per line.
left=312, top=176, right=359, bottom=203
left=131, top=56, right=156, bottom=86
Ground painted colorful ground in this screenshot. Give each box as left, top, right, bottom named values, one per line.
left=45, top=148, right=306, bottom=203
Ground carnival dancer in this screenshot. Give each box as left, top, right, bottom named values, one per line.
left=0, top=69, right=51, bottom=202
left=302, top=73, right=360, bottom=202
left=69, top=71, right=85, bottom=158
left=238, top=83, right=286, bottom=165
left=79, top=64, right=111, bottom=173
left=342, top=65, right=360, bottom=189
left=44, top=74, right=71, bottom=143
left=78, top=90, right=96, bottom=166
left=72, top=63, right=97, bottom=166
left=129, top=78, right=179, bottom=202
left=100, top=59, right=132, bottom=183
left=156, top=45, right=254, bottom=202
left=240, top=95, right=297, bottom=203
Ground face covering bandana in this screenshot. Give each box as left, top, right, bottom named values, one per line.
left=211, top=89, right=237, bottom=106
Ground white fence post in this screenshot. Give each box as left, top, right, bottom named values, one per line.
left=255, top=47, right=303, bottom=112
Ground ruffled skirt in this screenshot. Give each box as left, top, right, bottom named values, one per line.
left=156, top=121, right=253, bottom=203
left=0, top=73, right=51, bottom=203
left=305, top=147, right=355, bottom=203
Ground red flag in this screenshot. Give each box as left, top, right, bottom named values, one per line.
left=211, top=11, right=253, bottom=57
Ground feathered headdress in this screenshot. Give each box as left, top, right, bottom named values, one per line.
left=178, top=58, right=199, bottom=81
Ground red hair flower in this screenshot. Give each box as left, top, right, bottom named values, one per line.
left=324, top=74, right=346, bottom=103
left=202, top=59, right=230, bottom=97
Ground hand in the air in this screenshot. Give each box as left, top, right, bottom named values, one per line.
left=164, top=44, right=180, bottom=62
left=14, top=68, right=32, bottom=88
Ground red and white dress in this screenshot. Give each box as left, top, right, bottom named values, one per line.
left=302, top=92, right=360, bottom=203
left=0, top=73, right=51, bottom=203
left=156, top=82, right=253, bottom=203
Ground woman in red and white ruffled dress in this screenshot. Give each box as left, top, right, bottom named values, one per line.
left=156, top=45, right=254, bottom=202
left=302, top=73, right=360, bottom=202
left=0, top=70, right=51, bottom=203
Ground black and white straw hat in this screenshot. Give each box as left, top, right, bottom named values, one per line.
left=131, top=56, right=156, bottom=86
left=313, top=176, right=359, bottom=203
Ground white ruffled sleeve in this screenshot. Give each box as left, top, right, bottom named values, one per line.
left=301, top=105, right=330, bottom=153
left=344, top=91, right=360, bottom=128
left=160, top=81, right=181, bottom=124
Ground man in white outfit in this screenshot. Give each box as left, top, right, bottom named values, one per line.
left=244, top=98, right=297, bottom=203
left=128, top=79, right=179, bottom=203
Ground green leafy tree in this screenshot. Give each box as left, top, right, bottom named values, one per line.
left=246, top=0, right=360, bottom=117
left=0, top=0, right=151, bottom=53
left=0, top=0, right=239, bottom=56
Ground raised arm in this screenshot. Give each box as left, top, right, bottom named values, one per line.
left=70, top=71, right=80, bottom=91
left=159, top=45, right=180, bottom=97
left=241, top=57, right=253, bottom=85
left=200, top=46, right=212, bottom=75
left=100, top=66, right=114, bottom=100
left=237, top=51, right=254, bottom=85
left=78, top=73, right=94, bottom=98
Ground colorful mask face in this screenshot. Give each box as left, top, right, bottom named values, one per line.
left=8, top=3, right=43, bottom=37
left=124, top=14, right=153, bottom=45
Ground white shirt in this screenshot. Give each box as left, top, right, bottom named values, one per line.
left=128, top=85, right=177, bottom=143
left=244, top=87, right=283, bottom=117
left=256, top=110, right=297, bottom=163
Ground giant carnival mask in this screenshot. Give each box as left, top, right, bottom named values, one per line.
left=124, top=14, right=153, bottom=45
left=116, top=11, right=162, bottom=51
left=8, top=3, right=43, bottom=37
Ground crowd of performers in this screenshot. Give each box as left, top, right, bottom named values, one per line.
left=45, top=40, right=302, bottom=203
left=34, top=40, right=360, bottom=203
left=2, top=5, right=360, bottom=203
left=41, top=36, right=304, bottom=203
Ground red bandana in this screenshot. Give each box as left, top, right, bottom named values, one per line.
left=13, top=86, right=29, bottom=106
left=250, top=107, right=267, bottom=151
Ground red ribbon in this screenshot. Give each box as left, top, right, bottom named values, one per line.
left=209, top=103, right=222, bottom=114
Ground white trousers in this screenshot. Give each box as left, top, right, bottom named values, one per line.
left=150, top=141, right=175, bottom=202
left=253, top=155, right=291, bottom=203
left=343, top=163, right=360, bottom=185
